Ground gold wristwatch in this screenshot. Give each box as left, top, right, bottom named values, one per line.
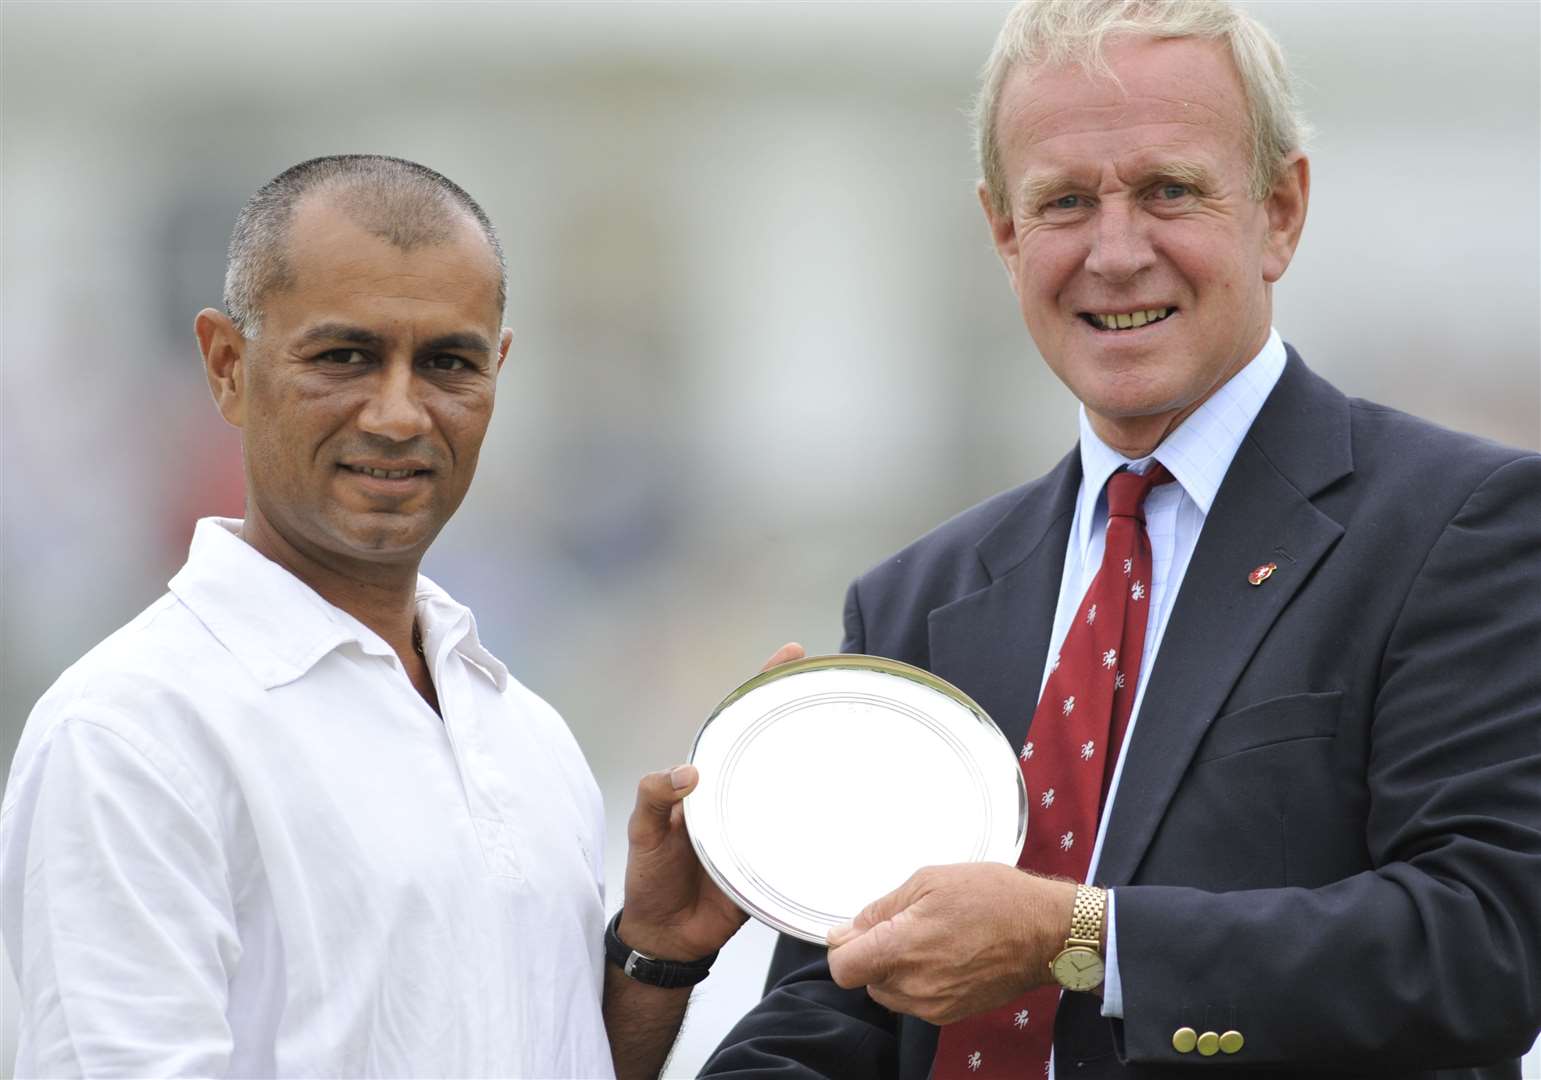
left=1049, top=884, right=1107, bottom=992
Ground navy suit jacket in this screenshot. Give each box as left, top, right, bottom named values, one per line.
left=701, top=352, right=1541, bottom=1078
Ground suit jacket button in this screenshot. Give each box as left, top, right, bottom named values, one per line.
left=1219, top=1030, right=1245, bottom=1054
left=1197, top=1031, right=1221, bottom=1056
left=1172, top=1027, right=1198, bottom=1053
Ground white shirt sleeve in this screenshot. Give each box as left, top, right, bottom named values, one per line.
left=1100, top=888, right=1124, bottom=1018
left=1, top=712, right=238, bottom=1076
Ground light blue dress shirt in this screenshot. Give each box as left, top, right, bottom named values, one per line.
left=1032, top=330, right=1287, bottom=1055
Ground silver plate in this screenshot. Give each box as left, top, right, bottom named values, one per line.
left=685, top=654, right=1027, bottom=945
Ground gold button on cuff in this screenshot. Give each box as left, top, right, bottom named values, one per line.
left=1196, top=1030, right=1221, bottom=1056
left=1219, top=1030, right=1245, bottom=1055
left=1171, top=1027, right=1198, bottom=1053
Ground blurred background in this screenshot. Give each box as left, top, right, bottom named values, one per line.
left=2, top=1, right=1537, bottom=1075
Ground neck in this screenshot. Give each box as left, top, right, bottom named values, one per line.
left=1089, top=330, right=1268, bottom=458
left=1088, top=413, right=1178, bottom=459
left=238, top=508, right=421, bottom=657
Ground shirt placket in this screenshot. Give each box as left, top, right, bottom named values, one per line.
left=430, top=619, right=526, bottom=882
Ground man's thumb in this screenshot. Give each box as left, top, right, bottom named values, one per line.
left=627, top=765, right=696, bottom=846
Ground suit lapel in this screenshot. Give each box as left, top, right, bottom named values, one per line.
left=928, top=451, right=1081, bottom=754
left=1094, top=353, right=1354, bottom=886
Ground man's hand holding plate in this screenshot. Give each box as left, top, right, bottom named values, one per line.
left=618, top=642, right=806, bottom=962
left=825, top=864, right=1076, bottom=1025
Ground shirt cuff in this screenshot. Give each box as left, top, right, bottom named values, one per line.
left=1100, top=888, right=1124, bottom=1018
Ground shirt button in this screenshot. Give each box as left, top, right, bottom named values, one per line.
left=1196, top=1031, right=1221, bottom=1056
left=1172, top=1027, right=1198, bottom=1054
left=1219, top=1030, right=1245, bottom=1055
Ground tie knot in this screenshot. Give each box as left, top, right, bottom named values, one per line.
left=1106, top=462, right=1174, bottom=521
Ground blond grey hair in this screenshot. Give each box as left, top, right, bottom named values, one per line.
left=975, top=0, right=1311, bottom=216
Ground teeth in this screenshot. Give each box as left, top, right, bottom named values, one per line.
left=1091, top=307, right=1170, bottom=330
left=353, top=466, right=416, bottom=479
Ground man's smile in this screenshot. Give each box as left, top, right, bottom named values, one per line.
left=340, top=461, right=434, bottom=479
left=1078, top=306, right=1176, bottom=332
left=337, top=460, right=436, bottom=496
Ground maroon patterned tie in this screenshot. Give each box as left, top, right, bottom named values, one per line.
left=932, top=464, right=1174, bottom=1079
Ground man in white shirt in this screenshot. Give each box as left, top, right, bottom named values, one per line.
left=1, top=154, right=789, bottom=1078
left=704, top=2, right=1540, bottom=1077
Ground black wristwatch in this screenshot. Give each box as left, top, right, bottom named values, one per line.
left=604, top=909, right=717, bottom=988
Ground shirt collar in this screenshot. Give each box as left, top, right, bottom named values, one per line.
left=414, top=576, right=509, bottom=692
left=169, top=518, right=507, bottom=692
left=1073, top=328, right=1288, bottom=552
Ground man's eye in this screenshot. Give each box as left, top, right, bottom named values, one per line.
left=424, top=355, right=470, bottom=372
left=1049, top=194, right=1084, bottom=211
left=317, top=348, right=369, bottom=365
left=1155, top=183, right=1193, bottom=200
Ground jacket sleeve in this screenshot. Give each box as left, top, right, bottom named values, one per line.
left=699, top=933, right=901, bottom=1079
left=1114, top=455, right=1541, bottom=1068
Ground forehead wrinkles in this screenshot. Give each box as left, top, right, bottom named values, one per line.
left=1005, top=96, right=1249, bottom=213
left=1009, top=83, right=1240, bottom=157
left=289, top=243, right=499, bottom=310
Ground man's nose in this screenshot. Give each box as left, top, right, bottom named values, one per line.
left=357, top=360, right=432, bottom=441
left=1084, top=201, right=1155, bottom=282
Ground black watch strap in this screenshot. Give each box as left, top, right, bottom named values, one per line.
left=604, top=909, right=717, bottom=989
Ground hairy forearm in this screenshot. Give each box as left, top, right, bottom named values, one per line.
left=602, top=965, right=693, bottom=1080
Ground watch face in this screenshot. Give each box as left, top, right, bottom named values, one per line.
left=1051, top=945, right=1105, bottom=992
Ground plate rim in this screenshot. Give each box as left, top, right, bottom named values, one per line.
left=684, top=652, right=1026, bottom=944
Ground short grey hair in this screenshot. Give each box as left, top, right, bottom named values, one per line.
left=974, top=0, right=1311, bottom=216
left=223, top=154, right=507, bottom=337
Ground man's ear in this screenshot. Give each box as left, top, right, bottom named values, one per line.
left=1262, top=151, right=1310, bottom=284
left=978, top=180, right=1022, bottom=294
left=195, top=308, right=248, bottom=428
left=496, top=326, right=514, bottom=374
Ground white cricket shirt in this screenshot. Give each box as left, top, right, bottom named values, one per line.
left=1, top=518, right=615, bottom=1078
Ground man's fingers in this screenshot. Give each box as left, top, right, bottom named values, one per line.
left=864, top=983, right=910, bottom=1018
left=628, top=765, right=695, bottom=847
left=759, top=642, right=806, bottom=672
left=625, top=641, right=801, bottom=853
left=827, top=871, right=921, bottom=947
left=828, top=920, right=893, bottom=990
left=669, top=763, right=697, bottom=793
left=826, top=870, right=931, bottom=986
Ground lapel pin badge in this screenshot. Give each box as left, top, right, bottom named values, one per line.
left=1248, top=562, right=1278, bottom=586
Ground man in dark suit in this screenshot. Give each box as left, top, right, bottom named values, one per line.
left=701, top=1, right=1541, bottom=1076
